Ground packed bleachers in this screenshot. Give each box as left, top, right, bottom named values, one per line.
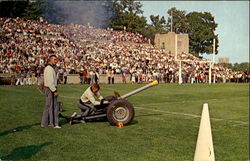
left=0, top=17, right=248, bottom=85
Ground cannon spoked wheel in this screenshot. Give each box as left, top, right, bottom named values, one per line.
left=106, top=99, right=134, bottom=125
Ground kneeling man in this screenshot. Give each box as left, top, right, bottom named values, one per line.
left=75, top=84, right=109, bottom=119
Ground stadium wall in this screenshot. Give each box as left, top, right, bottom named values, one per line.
left=67, top=74, right=131, bottom=84
left=0, top=74, right=131, bottom=85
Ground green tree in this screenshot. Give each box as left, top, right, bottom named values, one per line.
left=140, top=24, right=157, bottom=44
left=109, top=11, right=147, bottom=32
left=166, top=8, right=219, bottom=57
left=109, top=0, right=146, bottom=33
left=112, top=0, right=143, bottom=15
left=0, top=1, right=28, bottom=18
left=186, top=11, right=218, bottom=56
left=139, top=15, right=167, bottom=45
left=232, top=62, right=249, bottom=72
left=166, top=7, right=188, bottom=33
left=150, top=15, right=167, bottom=34
left=0, top=1, right=46, bottom=20
left=22, top=1, right=45, bottom=20
left=218, top=63, right=233, bottom=70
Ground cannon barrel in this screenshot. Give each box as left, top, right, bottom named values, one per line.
left=120, top=80, right=159, bottom=99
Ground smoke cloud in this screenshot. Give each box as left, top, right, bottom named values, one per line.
left=46, top=1, right=114, bottom=28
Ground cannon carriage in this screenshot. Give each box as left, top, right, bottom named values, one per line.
left=59, top=80, right=158, bottom=125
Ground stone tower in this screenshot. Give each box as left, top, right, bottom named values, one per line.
left=154, top=32, right=189, bottom=55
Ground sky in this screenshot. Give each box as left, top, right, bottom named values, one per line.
left=140, top=1, right=249, bottom=63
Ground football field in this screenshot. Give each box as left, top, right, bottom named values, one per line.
left=0, top=83, right=248, bottom=161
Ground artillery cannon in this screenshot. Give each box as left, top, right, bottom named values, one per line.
left=59, top=80, right=159, bottom=125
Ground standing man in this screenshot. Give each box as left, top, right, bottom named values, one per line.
left=58, top=67, right=64, bottom=84
left=121, top=72, right=126, bottom=84
left=82, top=69, right=87, bottom=84
left=89, top=70, right=94, bottom=84
left=11, top=72, right=16, bottom=86
left=79, top=70, right=83, bottom=84
left=106, top=69, right=111, bottom=84
left=63, top=69, right=68, bottom=84
left=41, top=55, right=61, bottom=128
left=94, top=70, right=100, bottom=84
left=111, top=70, right=115, bottom=84
left=15, top=71, right=22, bottom=86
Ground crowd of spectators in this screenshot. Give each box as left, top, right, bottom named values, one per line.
left=0, top=17, right=248, bottom=85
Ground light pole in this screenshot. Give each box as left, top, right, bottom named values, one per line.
left=212, top=38, right=216, bottom=83
left=171, top=11, right=173, bottom=32
left=209, top=62, right=212, bottom=84
left=175, top=34, right=177, bottom=61
left=179, top=60, right=182, bottom=84
left=212, top=38, right=215, bottom=66
left=209, top=38, right=215, bottom=84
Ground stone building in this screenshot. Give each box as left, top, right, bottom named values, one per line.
left=154, top=32, right=189, bottom=55
left=218, top=57, right=229, bottom=64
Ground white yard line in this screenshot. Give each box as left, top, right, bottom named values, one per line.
left=55, top=94, right=249, bottom=126
left=137, top=99, right=219, bottom=106
left=232, top=123, right=249, bottom=127
left=135, top=106, right=201, bottom=118
left=228, top=120, right=249, bottom=125
left=234, top=115, right=249, bottom=118
left=60, top=95, right=77, bottom=99
left=135, top=106, right=249, bottom=125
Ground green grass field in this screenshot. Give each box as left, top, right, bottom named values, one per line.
left=0, top=83, right=249, bottom=161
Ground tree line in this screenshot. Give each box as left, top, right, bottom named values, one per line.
left=219, top=62, right=249, bottom=72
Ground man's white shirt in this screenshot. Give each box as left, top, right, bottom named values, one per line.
left=80, top=87, right=103, bottom=105
left=44, top=65, right=57, bottom=92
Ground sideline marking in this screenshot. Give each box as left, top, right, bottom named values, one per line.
left=53, top=94, right=249, bottom=126
left=60, top=95, right=77, bottom=99
left=135, top=106, right=249, bottom=125
left=135, top=106, right=200, bottom=118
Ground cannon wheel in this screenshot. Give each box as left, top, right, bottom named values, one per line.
left=106, top=99, right=134, bottom=125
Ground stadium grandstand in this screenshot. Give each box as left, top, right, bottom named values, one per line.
left=0, top=17, right=248, bottom=85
